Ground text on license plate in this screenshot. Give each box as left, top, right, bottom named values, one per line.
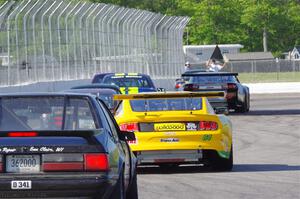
left=154, top=123, right=186, bottom=131
left=11, top=181, right=32, bottom=190
left=6, top=155, right=40, bottom=173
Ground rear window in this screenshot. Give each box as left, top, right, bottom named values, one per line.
left=0, top=96, right=99, bottom=131
left=103, top=75, right=151, bottom=88
left=69, top=89, right=118, bottom=110
left=189, top=75, right=237, bottom=83
left=130, top=98, right=202, bottom=112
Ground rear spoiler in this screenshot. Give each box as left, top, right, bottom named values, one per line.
left=113, top=91, right=225, bottom=100
left=182, top=72, right=238, bottom=76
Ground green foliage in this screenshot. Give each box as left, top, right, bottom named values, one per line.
left=88, top=0, right=299, bottom=54
left=1, top=0, right=299, bottom=54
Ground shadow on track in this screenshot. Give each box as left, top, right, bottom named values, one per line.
left=137, top=165, right=213, bottom=175
left=137, top=163, right=300, bottom=175
left=230, top=109, right=300, bottom=116
left=233, top=164, right=300, bottom=172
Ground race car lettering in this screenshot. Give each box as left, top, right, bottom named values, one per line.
left=0, top=147, right=17, bottom=153
left=160, top=138, right=179, bottom=143
left=155, top=123, right=185, bottom=131
left=202, top=134, right=212, bottom=141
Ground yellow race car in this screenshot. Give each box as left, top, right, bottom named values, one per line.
left=114, top=92, right=233, bottom=171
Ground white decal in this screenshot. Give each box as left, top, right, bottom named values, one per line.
left=1, top=147, right=17, bottom=153
left=29, top=147, right=39, bottom=152
left=186, top=123, right=197, bottom=131
left=55, top=147, right=64, bottom=152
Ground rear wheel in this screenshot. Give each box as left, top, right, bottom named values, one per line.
left=236, top=97, right=247, bottom=113
left=209, top=147, right=233, bottom=171
left=126, top=173, right=138, bottom=199
left=110, top=171, right=125, bottom=199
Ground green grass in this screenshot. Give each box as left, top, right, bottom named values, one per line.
left=238, top=72, right=300, bottom=83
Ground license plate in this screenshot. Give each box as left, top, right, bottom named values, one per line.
left=154, top=123, right=186, bottom=131
left=6, top=155, right=40, bottom=173
left=11, top=181, right=32, bottom=190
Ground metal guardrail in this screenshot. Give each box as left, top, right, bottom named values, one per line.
left=0, top=0, right=189, bottom=86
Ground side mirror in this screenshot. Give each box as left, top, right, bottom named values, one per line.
left=156, top=88, right=166, bottom=92
left=119, top=130, right=136, bottom=141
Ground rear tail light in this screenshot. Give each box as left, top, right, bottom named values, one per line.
left=42, top=153, right=109, bottom=172
left=199, top=121, right=218, bottom=130
left=184, top=84, right=199, bottom=91
left=8, top=132, right=38, bottom=137
left=0, top=155, right=3, bottom=173
left=226, top=92, right=236, bottom=100
left=120, top=123, right=139, bottom=131
left=227, top=83, right=237, bottom=90
left=84, top=154, right=109, bottom=171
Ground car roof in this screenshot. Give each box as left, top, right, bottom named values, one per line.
left=183, top=69, right=209, bottom=74
left=105, top=73, right=150, bottom=77
left=66, top=88, right=119, bottom=94
left=182, top=72, right=238, bottom=76
left=71, top=83, right=121, bottom=92
left=0, top=92, right=96, bottom=98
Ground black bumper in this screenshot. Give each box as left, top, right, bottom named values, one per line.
left=0, top=173, right=117, bottom=198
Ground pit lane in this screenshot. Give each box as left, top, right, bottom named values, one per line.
left=137, top=93, right=300, bottom=199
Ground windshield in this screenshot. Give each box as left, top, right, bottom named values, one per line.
left=103, top=75, right=151, bottom=88
left=130, top=98, right=202, bottom=112
left=189, top=75, right=238, bottom=84
left=0, top=96, right=99, bottom=131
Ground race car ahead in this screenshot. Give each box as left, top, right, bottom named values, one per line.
left=92, top=73, right=158, bottom=94
left=183, top=72, right=250, bottom=113
left=114, top=92, right=233, bottom=171
left=0, top=93, right=138, bottom=198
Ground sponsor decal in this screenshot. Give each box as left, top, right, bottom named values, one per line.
left=155, top=123, right=185, bottom=131
left=128, top=138, right=138, bottom=145
left=0, top=147, right=65, bottom=153
left=164, top=132, right=176, bottom=136
left=0, top=147, right=16, bottom=153
left=160, top=138, right=179, bottom=143
left=202, top=134, right=213, bottom=141
left=186, top=123, right=197, bottom=131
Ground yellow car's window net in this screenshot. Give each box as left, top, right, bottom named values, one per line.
left=130, top=98, right=202, bottom=112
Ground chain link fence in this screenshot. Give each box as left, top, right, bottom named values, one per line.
left=222, top=60, right=300, bottom=82
left=0, top=0, right=189, bottom=87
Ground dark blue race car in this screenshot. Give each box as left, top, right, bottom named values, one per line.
left=0, top=93, right=138, bottom=199
left=92, top=73, right=157, bottom=94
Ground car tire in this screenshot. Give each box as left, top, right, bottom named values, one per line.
left=236, top=98, right=247, bottom=113
left=209, top=147, right=233, bottom=172
left=110, top=171, right=125, bottom=199
left=246, top=94, right=250, bottom=112
left=126, top=173, right=138, bottom=199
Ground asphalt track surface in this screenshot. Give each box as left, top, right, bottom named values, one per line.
left=137, top=93, right=300, bottom=199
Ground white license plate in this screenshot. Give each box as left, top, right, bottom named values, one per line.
left=11, top=180, right=32, bottom=190
left=6, top=155, right=40, bottom=173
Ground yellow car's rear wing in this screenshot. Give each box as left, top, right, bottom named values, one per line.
left=113, top=91, right=225, bottom=100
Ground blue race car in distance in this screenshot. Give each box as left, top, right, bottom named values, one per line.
left=92, top=73, right=157, bottom=94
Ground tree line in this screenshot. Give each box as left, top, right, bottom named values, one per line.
left=90, top=0, right=300, bottom=57
left=1, top=0, right=299, bottom=57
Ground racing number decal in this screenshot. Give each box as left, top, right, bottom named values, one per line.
left=202, top=134, right=212, bottom=141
